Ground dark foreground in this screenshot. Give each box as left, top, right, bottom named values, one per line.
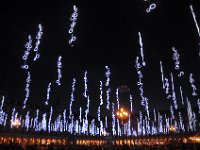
left=0, top=143, right=200, bottom=150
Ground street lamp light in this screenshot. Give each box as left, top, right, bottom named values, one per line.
left=116, top=107, right=129, bottom=136
left=11, top=118, right=21, bottom=129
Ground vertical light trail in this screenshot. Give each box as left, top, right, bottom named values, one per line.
left=45, top=83, right=51, bottom=105
left=189, top=73, right=197, bottom=96
left=33, top=24, right=43, bottom=61
left=100, top=81, right=103, bottom=106
left=83, top=71, right=88, bottom=98
left=138, top=32, right=146, bottom=66
left=160, top=61, right=165, bottom=89
left=105, top=66, right=111, bottom=110
left=56, top=56, right=62, bottom=86
left=179, top=86, right=184, bottom=105
left=130, top=94, right=133, bottom=113
left=48, top=107, right=53, bottom=133
left=171, top=73, right=178, bottom=109
left=190, top=5, right=200, bottom=38
left=190, top=5, right=200, bottom=56
left=68, top=5, right=78, bottom=46
left=116, top=88, right=120, bottom=110
left=69, top=78, right=76, bottom=118
left=21, top=35, right=32, bottom=69
left=23, top=71, right=31, bottom=109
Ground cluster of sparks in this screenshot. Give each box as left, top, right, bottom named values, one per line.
left=68, top=5, right=78, bottom=46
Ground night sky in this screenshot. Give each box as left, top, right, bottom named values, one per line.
left=0, top=0, right=200, bottom=115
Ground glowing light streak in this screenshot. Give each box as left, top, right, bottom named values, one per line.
left=23, top=71, right=31, bottom=109
left=170, top=105, right=175, bottom=119
left=42, top=113, right=47, bottom=131
left=190, top=5, right=200, bottom=56
left=97, top=106, right=100, bottom=121
left=138, top=32, right=146, bottom=66
left=171, top=73, right=178, bottom=109
left=172, top=47, right=180, bottom=70
left=56, top=56, right=62, bottom=86
left=21, top=35, right=32, bottom=69
left=63, top=109, right=67, bottom=131
left=116, top=88, right=120, bottom=110
left=69, top=78, right=76, bottom=118
left=198, top=99, right=200, bottom=114
left=33, top=109, right=39, bottom=131
left=0, top=97, right=5, bottom=125
left=25, top=111, right=30, bottom=131
left=189, top=73, right=197, bottom=96
left=158, top=112, right=163, bottom=133
left=0, top=96, right=5, bottom=110
left=79, top=107, right=82, bottom=123
left=186, top=97, right=194, bottom=131
left=100, top=81, right=103, bottom=105
left=48, top=107, right=53, bottom=133
left=33, top=24, right=43, bottom=61
left=153, top=108, right=156, bottom=122
left=130, top=95, right=133, bottom=112
left=83, top=71, right=88, bottom=98
left=68, top=5, right=78, bottom=46
left=180, top=86, right=184, bottom=105
left=112, top=103, right=116, bottom=135
left=179, top=112, right=185, bottom=132
left=190, top=5, right=200, bottom=38
left=106, top=88, right=111, bottom=110
left=160, top=61, right=165, bottom=89
left=105, top=66, right=111, bottom=86
left=105, top=116, right=108, bottom=128
left=45, top=83, right=51, bottom=105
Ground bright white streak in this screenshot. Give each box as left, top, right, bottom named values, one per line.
left=160, top=61, right=165, bottom=89
left=130, top=95, right=133, bottom=112
left=48, top=107, right=53, bottom=133
left=190, top=5, right=200, bottom=38
left=138, top=32, right=146, bottom=66
left=23, top=71, right=31, bottom=109
left=100, top=81, right=103, bottom=105
left=0, top=96, right=5, bottom=110
left=172, top=47, right=180, bottom=70
left=179, top=86, right=184, bottom=105
left=56, top=56, right=62, bottom=86
left=79, top=107, right=82, bottom=123
left=190, top=5, right=200, bottom=56
left=45, top=83, right=51, bottom=105
left=106, top=88, right=111, bottom=110
left=69, top=78, right=76, bottom=118
left=116, top=88, right=120, bottom=110
left=105, top=66, right=111, bottom=86
left=189, top=73, right=197, bottom=96
left=171, top=73, right=178, bottom=109
left=33, top=24, right=43, bottom=61
left=83, top=71, right=88, bottom=98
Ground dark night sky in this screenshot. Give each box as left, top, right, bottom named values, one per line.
left=0, top=0, right=200, bottom=115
